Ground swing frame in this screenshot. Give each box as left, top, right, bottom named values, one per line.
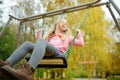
left=0, top=0, right=120, bottom=46
left=0, top=0, right=120, bottom=68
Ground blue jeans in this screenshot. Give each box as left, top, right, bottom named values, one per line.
left=7, top=39, right=63, bottom=69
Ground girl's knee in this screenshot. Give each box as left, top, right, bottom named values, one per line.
left=23, top=41, right=32, bottom=45
left=36, top=39, right=47, bottom=45
left=22, top=41, right=34, bottom=49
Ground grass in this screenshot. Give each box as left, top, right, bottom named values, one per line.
left=107, top=78, right=120, bottom=80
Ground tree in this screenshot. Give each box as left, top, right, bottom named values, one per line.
left=0, top=25, right=16, bottom=60
left=10, top=0, right=44, bottom=43
left=66, top=6, right=113, bottom=78
left=0, top=0, right=3, bottom=25
left=109, top=19, right=120, bottom=73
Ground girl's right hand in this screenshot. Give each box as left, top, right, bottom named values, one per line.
left=36, top=29, right=42, bottom=40
left=37, top=29, right=42, bottom=34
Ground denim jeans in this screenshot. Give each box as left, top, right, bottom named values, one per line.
left=7, top=39, right=62, bottom=69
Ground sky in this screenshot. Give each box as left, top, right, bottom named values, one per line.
left=0, top=0, right=120, bottom=23
left=101, top=0, right=120, bottom=20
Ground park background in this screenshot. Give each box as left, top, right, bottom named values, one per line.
left=0, top=0, right=120, bottom=80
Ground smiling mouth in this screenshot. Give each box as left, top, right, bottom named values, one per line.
left=62, top=25, right=67, bottom=28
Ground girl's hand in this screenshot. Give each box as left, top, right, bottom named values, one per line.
left=36, top=29, right=42, bottom=40
left=76, top=29, right=81, bottom=34
left=37, top=29, right=42, bottom=34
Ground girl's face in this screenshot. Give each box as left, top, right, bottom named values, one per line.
left=58, top=19, right=68, bottom=32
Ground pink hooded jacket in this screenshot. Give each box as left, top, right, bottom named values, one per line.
left=36, top=30, right=84, bottom=54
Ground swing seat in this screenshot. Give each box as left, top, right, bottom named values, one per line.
left=26, top=56, right=67, bottom=68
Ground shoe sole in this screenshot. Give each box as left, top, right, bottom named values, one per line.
left=1, top=65, right=25, bottom=80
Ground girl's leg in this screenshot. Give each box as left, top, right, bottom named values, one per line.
left=1, top=39, right=57, bottom=80
left=28, top=39, right=56, bottom=69
left=7, top=41, right=34, bottom=66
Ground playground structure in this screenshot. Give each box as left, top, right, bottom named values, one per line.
left=0, top=0, right=120, bottom=69
left=79, top=53, right=98, bottom=80
left=0, top=0, right=120, bottom=42
left=0, top=0, right=120, bottom=79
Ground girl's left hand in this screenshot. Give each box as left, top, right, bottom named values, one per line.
left=76, top=29, right=81, bottom=34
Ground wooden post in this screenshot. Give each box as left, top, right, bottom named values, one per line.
left=78, top=53, right=98, bottom=80
left=0, top=16, right=12, bottom=38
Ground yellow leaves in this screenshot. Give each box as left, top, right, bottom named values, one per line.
left=66, top=3, right=116, bottom=75
left=55, top=0, right=65, bottom=3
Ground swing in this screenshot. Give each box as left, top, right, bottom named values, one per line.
left=26, top=56, right=67, bottom=68
left=26, top=9, right=89, bottom=68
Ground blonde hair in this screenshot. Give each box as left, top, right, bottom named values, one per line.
left=44, top=19, right=71, bottom=41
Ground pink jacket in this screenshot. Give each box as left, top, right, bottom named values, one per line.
left=36, top=31, right=84, bottom=54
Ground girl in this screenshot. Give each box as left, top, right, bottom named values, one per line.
left=0, top=19, right=84, bottom=80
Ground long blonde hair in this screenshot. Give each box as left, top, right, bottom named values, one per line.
left=44, top=19, right=71, bottom=41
